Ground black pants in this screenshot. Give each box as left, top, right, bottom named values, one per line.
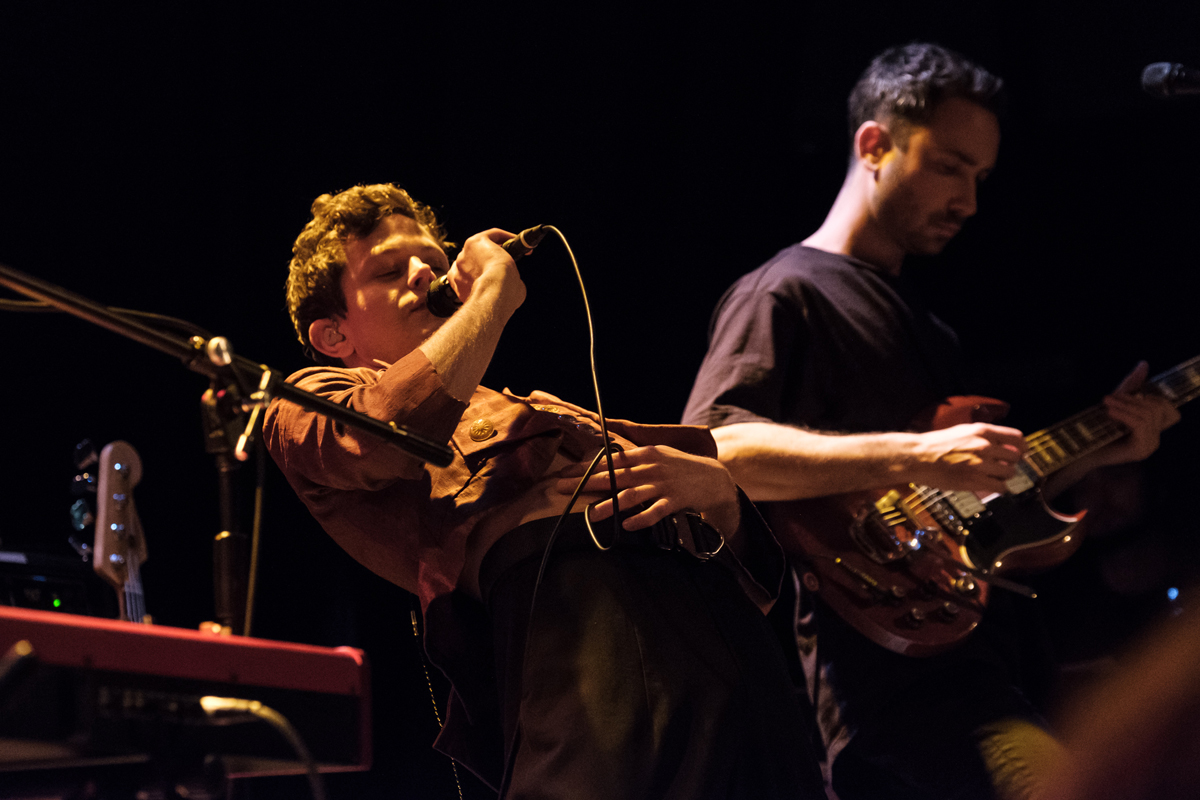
left=483, top=515, right=824, bottom=800
left=805, top=591, right=1055, bottom=800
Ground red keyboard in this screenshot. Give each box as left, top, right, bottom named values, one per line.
left=0, top=605, right=370, bottom=779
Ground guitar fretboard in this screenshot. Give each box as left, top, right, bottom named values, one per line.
left=1023, top=355, right=1200, bottom=477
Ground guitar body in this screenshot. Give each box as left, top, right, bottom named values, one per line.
left=960, top=491, right=1085, bottom=576
left=769, top=489, right=991, bottom=657
left=926, top=396, right=1086, bottom=575
left=769, top=395, right=1083, bottom=657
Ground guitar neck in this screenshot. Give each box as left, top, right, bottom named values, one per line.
left=125, top=553, right=146, bottom=624
left=1022, top=355, right=1200, bottom=478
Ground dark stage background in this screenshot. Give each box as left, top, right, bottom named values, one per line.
left=2, top=2, right=1199, bottom=797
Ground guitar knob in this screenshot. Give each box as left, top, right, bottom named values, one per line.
left=904, top=608, right=926, bottom=628
left=939, top=601, right=960, bottom=620
left=953, top=576, right=978, bottom=596
left=109, top=554, right=126, bottom=565
left=888, top=585, right=908, bottom=603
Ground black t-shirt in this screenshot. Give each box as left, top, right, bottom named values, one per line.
left=683, top=244, right=962, bottom=433
left=682, top=244, right=1046, bottom=780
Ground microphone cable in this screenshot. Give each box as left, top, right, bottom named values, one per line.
left=0, top=296, right=214, bottom=340
left=489, top=225, right=625, bottom=797
left=410, top=226, right=624, bottom=800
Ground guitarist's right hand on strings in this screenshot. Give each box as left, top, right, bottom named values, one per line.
left=904, top=422, right=1028, bottom=494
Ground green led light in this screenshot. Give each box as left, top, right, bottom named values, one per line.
left=53, top=598, right=62, bottom=608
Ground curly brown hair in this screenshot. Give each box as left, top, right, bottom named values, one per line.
left=285, top=184, right=453, bottom=363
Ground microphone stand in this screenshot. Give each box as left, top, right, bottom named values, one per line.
left=0, top=262, right=454, bottom=634
left=200, top=379, right=252, bottom=634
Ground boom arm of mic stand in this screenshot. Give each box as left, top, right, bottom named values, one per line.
left=0, top=262, right=454, bottom=467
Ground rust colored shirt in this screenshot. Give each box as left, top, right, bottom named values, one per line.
left=263, top=348, right=781, bottom=614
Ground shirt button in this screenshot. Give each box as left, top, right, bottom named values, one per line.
left=469, top=418, right=495, bottom=441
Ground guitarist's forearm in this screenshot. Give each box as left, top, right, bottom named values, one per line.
left=713, top=420, right=1027, bottom=500
left=711, top=422, right=934, bottom=501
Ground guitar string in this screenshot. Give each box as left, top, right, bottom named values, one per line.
left=1022, top=363, right=1199, bottom=464
left=126, top=551, right=145, bottom=622
left=903, top=406, right=1135, bottom=516
left=910, top=410, right=1137, bottom=515
left=889, top=362, right=1200, bottom=523
left=114, top=471, right=146, bottom=624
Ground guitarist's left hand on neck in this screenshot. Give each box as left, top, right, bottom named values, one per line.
left=1043, top=361, right=1181, bottom=499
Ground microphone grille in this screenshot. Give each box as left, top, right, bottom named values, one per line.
left=1142, top=62, right=1176, bottom=96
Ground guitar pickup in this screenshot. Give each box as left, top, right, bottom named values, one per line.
left=945, top=490, right=986, bottom=520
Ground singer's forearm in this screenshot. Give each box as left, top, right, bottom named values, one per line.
left=419, top=272, right=521, bottom=402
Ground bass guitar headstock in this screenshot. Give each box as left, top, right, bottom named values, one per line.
left=92, top=440, right=149, bottom=623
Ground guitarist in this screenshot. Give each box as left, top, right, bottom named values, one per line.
left=683, top=43, right=1179, bottom=800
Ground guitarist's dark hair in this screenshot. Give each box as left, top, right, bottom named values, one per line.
left=847, top=42, right=1005, bottom=156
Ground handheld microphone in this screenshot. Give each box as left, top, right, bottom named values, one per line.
left=1142, top=62, right=1200, bottom=98
left=502, top=225, right=548, bottom=259
left=426, top=225, right=547, bottom=318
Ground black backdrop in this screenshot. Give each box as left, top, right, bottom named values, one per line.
left=3, top=2, right=1199, bottom=797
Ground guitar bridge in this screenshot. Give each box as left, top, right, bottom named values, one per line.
left=849, top=490, right=917, bottom=564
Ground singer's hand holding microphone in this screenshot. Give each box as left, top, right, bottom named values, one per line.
left=427, top=226, right=546, bottom=318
